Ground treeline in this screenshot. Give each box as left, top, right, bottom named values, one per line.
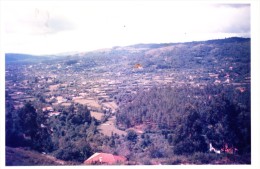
left=6, top=87, right=251, bottom=164
left=5, top=101, right=100, bottom=162
left=116, top=84, right=251, bottom=156
left=6, top=102, right=54, bottom=152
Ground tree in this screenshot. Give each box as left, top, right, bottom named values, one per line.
left=77, top=139, right=93, bottom=162
left=140, top=134, right=151, bottom=149
left=5, top=102, right=28, bottom=147
left=221, top=99, right=250, bottom=154
left=173, top=109, right=207, bottom=155
left=126, top=130, right=138, bottom=143
left=33, top=128, right=55, bottom=152
left=14, top=102, right=55, bottom=152
left=18, top=102, right=38, bottom=140
left=77, top=104, right=92, bottom=124
left=54, top=138, right=92, bottom=162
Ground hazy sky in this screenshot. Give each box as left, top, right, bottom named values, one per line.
left=2, top=1, right=250, bottom=55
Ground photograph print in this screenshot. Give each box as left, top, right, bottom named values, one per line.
left=3, top=0, right=252, bottom=166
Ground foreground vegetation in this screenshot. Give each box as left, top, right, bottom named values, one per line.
left=6, top=146, right=79, bottom=166
left=6, top=83, right=250, bottom=165
left=116, top=84, right=250, bottom=159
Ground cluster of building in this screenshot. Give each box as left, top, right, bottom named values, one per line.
left=5, top=52, right=250, bottom=136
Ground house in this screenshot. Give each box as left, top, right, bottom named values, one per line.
left=84, top=153, right=126, bottom=165
left=42, top=106, right=54, bottom=112
left=48, top=111, right=61, bottom=117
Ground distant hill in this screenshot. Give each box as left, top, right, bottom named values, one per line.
left=5, top=53, right=59, bottom=63
left=5, top=37, right=249, bottom=63
left=128, top=37, right=249, bottom=48
left=6, top=146, right=79, bottom=166
left=5, top=53, right=39, bottom=63
left=86, top=37, right=250, bottom=73
left=204, top=37, right=250, bottom=44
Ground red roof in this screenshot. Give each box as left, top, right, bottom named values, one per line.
left=84, top=153, right=126, bottom=165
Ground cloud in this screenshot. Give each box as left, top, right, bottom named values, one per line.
left=44, top=16, right=75, bottom=34
left=4, top=6, right=75, bottom=35
left=2, top=1, right=252, bottom=55
left=214, top=5, right=250, bottom=34
left=214, top=4, right=250, bottom=9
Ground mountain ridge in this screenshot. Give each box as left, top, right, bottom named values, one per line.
left=5, top=37, right=250, bottom=61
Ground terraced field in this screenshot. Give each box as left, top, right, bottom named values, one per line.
left=90, top=111, right=103, bottom=121
left=98, top=116, right=126, bottom=136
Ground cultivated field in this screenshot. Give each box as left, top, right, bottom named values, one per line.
left=73, top=98, right=101, bottom=110
left=61, top=103, right=71, bottom=107
left=102, top=101, right=118, bottom=111
left=90, top=111, right=103, bottom=121
left=98, top=116, right=126, bottom=136
left=49, top=84, right=60, bottom=91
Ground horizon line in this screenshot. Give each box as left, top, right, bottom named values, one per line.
left=5, top=36, right=250, bottom=56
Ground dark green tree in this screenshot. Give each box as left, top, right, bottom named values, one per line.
left=5, top=102, right=28, bottom=147
left=126, top=130, right=138, bottom=143
left=18, top=102, right=38, bottom=140
left=33, top=128, right=55, bottom=152
left=15, top=102, right=55, bottom=152
left=173, top=108, right=207, bottom=155
left=221, top=99, right=250, bottom=154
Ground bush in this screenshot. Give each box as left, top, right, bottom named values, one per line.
left=188, top=152, right=222, bottom=164
left=126, top=130, right=138, bottom=143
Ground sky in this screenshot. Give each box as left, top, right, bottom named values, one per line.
left=1, top=1, right=251, bottom=55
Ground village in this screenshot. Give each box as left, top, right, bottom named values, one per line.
left=6, top=61, right=174, bottom=136
left=5, top=51, right=250, bottom=138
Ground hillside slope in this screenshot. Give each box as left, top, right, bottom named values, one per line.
left=6, top=146, right=79, bottom=166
